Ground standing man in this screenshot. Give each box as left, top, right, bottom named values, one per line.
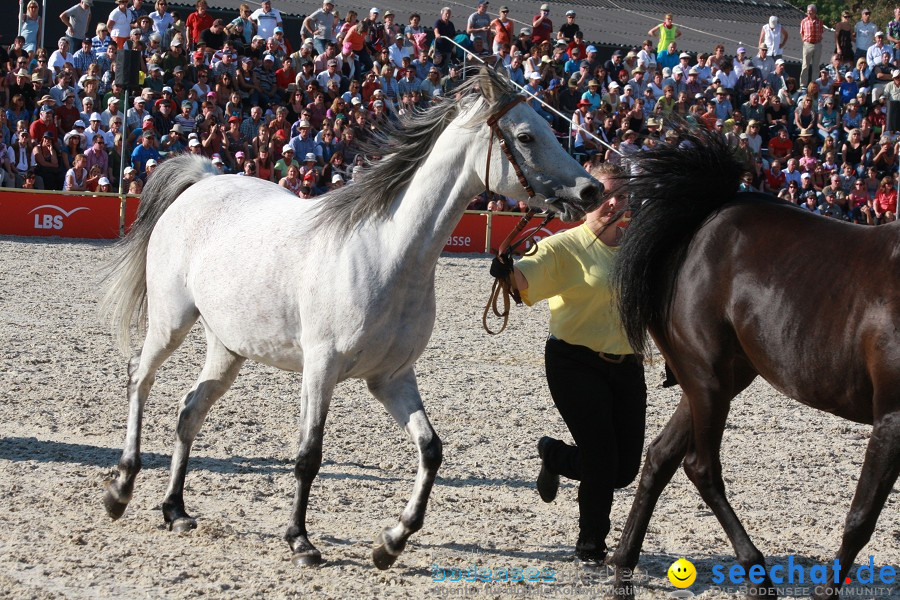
left=558, top=10, right=579, bottom=44
left=856, top=8, right=877, bottom=62
left=759, top=15, right=788, bottom=59
left=60, top=0, right=93, bottom=51
left=800, top=4, right=824, bottom=87
left=531, top=3, right=553, bottom=46
left=185, top=0, right=213, bottom=48
left=303, top=0, right=337, bottom=55
left=433, top=7, right=456, bottom=67
left=467, top=1, right=491, bottom=49
left=250, top=0, right=283, bottom=43
left=648, top=13, right=680, bottom=54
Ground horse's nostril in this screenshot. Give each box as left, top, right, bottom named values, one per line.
left=581, top=183, right=603, bottom=208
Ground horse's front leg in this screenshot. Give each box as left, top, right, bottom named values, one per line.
left=285, top=355, right=338, bottom=567
left=612, top=395, right=693, bottom=598
left=367, top=369, right=443, bottom=570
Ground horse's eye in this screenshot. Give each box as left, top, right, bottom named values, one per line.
left=517, top=133, right=534, bottom=143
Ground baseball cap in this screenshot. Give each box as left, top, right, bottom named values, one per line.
left=274, top=26, right=284, bottom=33
left=264, top=54, right=275, bottom=62
left=98, top=177, right=110, bottom=186
left=146, top=159, right=158, bottom=167
left=124, top=166, right=135, bottom=174
left=520, top=27, right=532, bottom=36
left=40, top=105, right=53, bottom=113
left=679, top=52, right=690, bottom=58
left=586, top=45, right=598, bottom=53
left=332, top=174, right=343, bottom=184
left=211, top=156, right=223, bottom=164
left=162, top=86, right=173, bottom=93
left=370, top=6, right=380, bottom=14
left=282, top=144, right=293, bottom=153
left=775, top=58, right=785, bottom=65
left=540, top=3, right=549, bottom=10
left=90, top=112, right=102, bottom=121
left=189, top=138, right=201, bottom=147
left=737, top=46, right=746, bottom=53
left=566, top=9, right=575, bottom=16
left=529, top=72, right=541, bottom=80
left=74, top=120, right=86, bottom=128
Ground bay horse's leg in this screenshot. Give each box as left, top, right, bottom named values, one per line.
left=681, top=381, right=776, bottom=599
left=285, top=355, right=338, bottom=567
left=612, top=395, right=692, bottom=595
left=104, top=318, right=197, bottom=519
left=812, top=411, right=900, bottom=600
left=161, top=331, right=245, bottom=532
left=368, top=369, right=442, bottom=570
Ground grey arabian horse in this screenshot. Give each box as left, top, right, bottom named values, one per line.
left=100, top=68, right=601, bottom=568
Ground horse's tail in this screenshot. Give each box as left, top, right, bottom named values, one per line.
left=100, top=154, right=218, bottom=356
left=612, top=124, right=745, bottom=356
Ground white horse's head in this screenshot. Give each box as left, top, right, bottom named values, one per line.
left=474, top=67, right=603, bottom=221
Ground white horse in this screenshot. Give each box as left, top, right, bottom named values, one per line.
left=101, top=68, right=601, bottom=568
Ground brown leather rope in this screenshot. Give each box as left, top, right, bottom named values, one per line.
left=479, top=94, right=554, bottom=335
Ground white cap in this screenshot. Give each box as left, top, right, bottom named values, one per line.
left=98, top=176, right=110, bottom=185
left=304, top=152, right=316, bottom=161
left=189, top=138, right=201, bottom=147
left=331, top=173, right=343, bottom=183
left=90, top=112, right=102, bottom=121
left=74, top=120, right=86, bottom=127
left=124, top=166, right=135, bottom=174
left=529, top=72, right=541, bottom=80
left=609, top=81, right=620, bottom=89
left=282, top=143, right=293, bottom=154
left=370, top=6, right=380, bottom=13
left=146, top=158, right=157, bottom=167
left=211, top=156, right=223, bottom=164
left=775, top=58, right=785, bottom=65
left=672, top=65, right=683, bottom=75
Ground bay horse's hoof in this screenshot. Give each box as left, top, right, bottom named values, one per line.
left=103, top=488, right=128, bottom=520
left=291, top=548, right=323, bottom=567
left=169, top=517, right=197, bottom=533
left=372, top=530, right=400, bottom=570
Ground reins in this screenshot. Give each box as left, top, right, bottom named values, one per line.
left=480, top=94, right=557, bottom=335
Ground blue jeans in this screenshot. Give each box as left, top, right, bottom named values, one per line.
left=313, top=38, right=329, bottom=55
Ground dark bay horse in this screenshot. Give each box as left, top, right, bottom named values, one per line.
left=609, top=126, right=899, bottom=599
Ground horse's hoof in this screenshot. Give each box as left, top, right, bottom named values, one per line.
left=372, top=531, right=400, bottom=570
left=103, top=489, right=128, bottom=520
left=292, top=549, right=323, bottom=567
left=169, top=517, right=197, bottom=533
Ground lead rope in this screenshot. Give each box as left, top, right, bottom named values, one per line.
left=482, top=210, right=555, bottom=335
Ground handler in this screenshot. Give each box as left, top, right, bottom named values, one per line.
left=493, top=163, right=646, bottom=564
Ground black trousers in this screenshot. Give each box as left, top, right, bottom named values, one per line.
left=542, top=337, right=647, bottom=550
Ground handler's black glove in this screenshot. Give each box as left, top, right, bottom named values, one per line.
left=490, top=254, right=513, bottom=279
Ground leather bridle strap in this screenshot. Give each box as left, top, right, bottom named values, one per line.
left=480, top=94, right=552, bottom=335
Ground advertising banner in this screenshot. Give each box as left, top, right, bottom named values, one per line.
left=0, top=190, right=122, bottom=239
left=486, top=214, right=581, bottom=254
left=443, top=212, right=489, bottom=253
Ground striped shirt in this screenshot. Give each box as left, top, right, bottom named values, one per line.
left=92, top=35, right=111, bottom=59
left=73, top=49, right=96, bottom=74
left=801, top=17, right=824, bottom=44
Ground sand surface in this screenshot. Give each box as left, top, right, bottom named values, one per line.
left=0, top=236, right=897, bottom=599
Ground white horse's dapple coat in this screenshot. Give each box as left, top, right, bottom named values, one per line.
left=100, top=69, right=602, bottom=569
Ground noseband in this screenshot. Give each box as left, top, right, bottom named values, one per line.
left=482, top=94, right=556, bottom=335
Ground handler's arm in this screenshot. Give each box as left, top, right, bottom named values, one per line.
left=513, top=267, right=529, bottom=291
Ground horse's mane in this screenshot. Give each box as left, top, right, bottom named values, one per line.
left=611, top=123, right=747, bottom=356
left=314, top=67, right=518, bottom=237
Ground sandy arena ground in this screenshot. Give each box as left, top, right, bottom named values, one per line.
left=0, top=236, right=898, bottom=599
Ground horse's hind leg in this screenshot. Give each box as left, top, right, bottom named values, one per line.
left=813, top=411, right=900, bottom=600
left=368, top=369, right=442, bottom=570
left=161, top=330, right=245, bottom=532
left=612, top=395, right=692, bottom=594
left=285, top=354, right=339, bottom=567
left=104, top=314, right=198, bottom=519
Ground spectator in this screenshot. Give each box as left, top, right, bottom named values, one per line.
left=467, top=1, right=491, bottom=48
left=648, top=13, right=680, bottom=54
left=856, top=9, right=877, bottom=62
left=251, top=0, right=284, bottom=42
left=303, top=0, right=338, bottom=55
left=531, top=4, right=553, bottom=46
left=759, top=16, right=787, bottom=59
left=60, top=0, right=93, bottom=51
left=107, top=0, right=136, bottom=48
left=186, top=0, right=214, bottom=48
left=800, top=4, right=824, bottom=87
left=21, top=1, right=44, bottom=55
left=834, top=10, right=853, bottom=65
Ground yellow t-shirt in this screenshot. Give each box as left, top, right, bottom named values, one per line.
left=517, top=223, right=633, bottom=355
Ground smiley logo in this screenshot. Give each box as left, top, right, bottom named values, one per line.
left=667, top=558, right=696, bottom=588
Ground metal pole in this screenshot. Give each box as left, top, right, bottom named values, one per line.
left=40, top=0, right=47, bottom=52
left=118, top=88, right=129, bottom=195
left=18, top=0, right=25, bottom=40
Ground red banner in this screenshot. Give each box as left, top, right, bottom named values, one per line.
left=487, top=214, right=582, bottom=254
left=0, top=190, right=122, bottom=239
left=443, top=212, right=489, bottom=253
left=124, top=196, right=140, bottom=234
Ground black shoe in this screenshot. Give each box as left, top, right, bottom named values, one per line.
left=536, top=436, right=560, bottom=503
left=575, top=540, right=608, bottom=566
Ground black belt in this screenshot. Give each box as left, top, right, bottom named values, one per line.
left=548, top=335, right=638, bottom=364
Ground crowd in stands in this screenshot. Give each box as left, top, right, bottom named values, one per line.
left=0, top=0, right=896, bottom=223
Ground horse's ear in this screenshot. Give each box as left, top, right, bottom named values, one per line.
left=478, top=65, right=504, bottom=105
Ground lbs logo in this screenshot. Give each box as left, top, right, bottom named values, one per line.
left=29, top=204, right=90, bottom=230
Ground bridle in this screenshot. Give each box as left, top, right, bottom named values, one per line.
left=481, top=94, right=556, bottom=335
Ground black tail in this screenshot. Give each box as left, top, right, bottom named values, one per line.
left=611, top=124, right=744, bottom=356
